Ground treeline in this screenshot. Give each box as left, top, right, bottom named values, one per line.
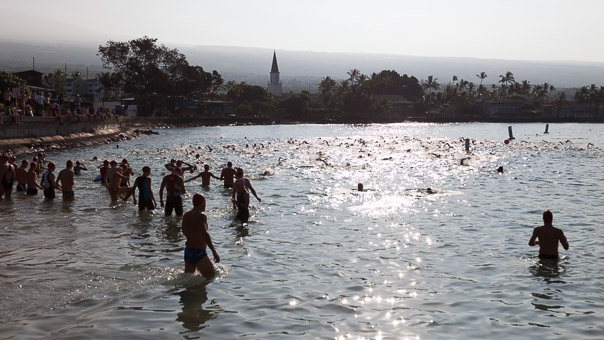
left=3, top=36, right=604, bottom=120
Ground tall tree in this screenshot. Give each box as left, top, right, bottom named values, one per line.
left=98, top=36, right=222, bottom=114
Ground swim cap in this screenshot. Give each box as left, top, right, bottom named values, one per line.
left=192, top=193, right=205, bottom=207
left=543, top=210, right=553, bottom=223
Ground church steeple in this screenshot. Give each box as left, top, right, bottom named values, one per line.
left=267, top=50, right=282, bottom=96
left=271, top=51, right=279, bottom=73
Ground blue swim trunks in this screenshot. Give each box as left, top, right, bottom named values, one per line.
left=184, top=246, right=208, bottom=265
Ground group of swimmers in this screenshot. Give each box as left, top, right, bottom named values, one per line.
left=1, top=148, right=570, bottom=278
left=0, top=151, right=82, bottom=200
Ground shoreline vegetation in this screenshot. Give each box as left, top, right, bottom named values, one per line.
left=1, top=115, right=602, bottom=156
left=1, top=36, right=603, bottom=154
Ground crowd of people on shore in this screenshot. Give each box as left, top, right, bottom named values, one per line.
left=2, top=88, right=119, bottom=125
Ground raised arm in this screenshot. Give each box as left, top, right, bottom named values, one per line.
left=184, top=172, right=202, bottom=183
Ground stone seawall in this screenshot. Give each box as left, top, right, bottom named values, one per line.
left=0, top=116, right=272, bottom=155
left=0, top=116, right=135, bottom=140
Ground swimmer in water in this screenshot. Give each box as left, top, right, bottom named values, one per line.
left=182, top=193, right=220, bottom=277
left=528, top=210, right=569, bottom=260
left=185, top=164, right=220, bottom=187
left=220, top=162, right=237, bottom=188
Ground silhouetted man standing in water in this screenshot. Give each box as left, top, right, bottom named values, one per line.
left=220, top=162, right=236, bottom=188
left=182, top=194, right=220, bottom=277
left=529, top=210, right=569, bottom=260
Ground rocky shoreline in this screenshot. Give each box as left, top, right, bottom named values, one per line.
left=0, top=127, right=160, bottom=156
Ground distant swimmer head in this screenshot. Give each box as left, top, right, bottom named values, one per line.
left=21, top=159, right=29, bottom=166
left=357, top=183, right=364, bottom=191
left=110, top=160, right=118, bottom=166
left=227, top=161, right=233, bottom=167
left=204, top=164, right=210, bottom=170
left=48, top=162, right=56, bottom=171
left=30, top=161, right=37, bottom=169
left=543, top=210, right=553, bottom=223
left=236, top=168, right=244, bottom=178
left=497, top=166, right=504, bottom=173
left=121, top=158, right=128, bottom=164
left=192, top=193, right=206, bottom=208
left=142, top=166, right=151, bottom=174
left=66, top=160, right=73, bottom=167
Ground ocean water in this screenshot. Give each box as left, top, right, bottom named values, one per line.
left=1, top=123, right=603, bottom=339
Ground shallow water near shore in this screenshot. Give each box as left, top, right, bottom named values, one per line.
left=1, top=122, right=603, bottom=339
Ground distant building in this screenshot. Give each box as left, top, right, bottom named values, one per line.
left=267, top=51, right=282, bottom=96
left=65, top=77, right=105, bottom=101
left=13, top=70, right=44, bottom=87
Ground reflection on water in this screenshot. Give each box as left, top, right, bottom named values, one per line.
left=176, top=282, right=216, bottom=332
left=529, top=258, right=567, bottom=284
left=1, top=123, right=603, bottom=339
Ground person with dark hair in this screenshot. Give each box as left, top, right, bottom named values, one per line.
left=182, top=193, right=220, bottom=278
left=529, top=210, right=570, bottom=260
left=160, top=167, right=187, bottom=216
left=126, top=166, right=157, bottom=212
left=185, top=164, right=220, bottom=187
left=26, top=162, right=43, bottom=195
left=56, top=160, right=76, bottom=199
left=0, top=154, right=15, bottom=199
left=231, top=168, right=261, bottom=223
left=220, top=162, right=236, bottom=188
left=41, top=162, right=61, bottom=200
left=15, top=159, right=28, bottom=192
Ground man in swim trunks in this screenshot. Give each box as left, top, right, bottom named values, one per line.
left=127, top=166, right=157, bottom=212
left=107, top=165, right=130, bottom=202
left=15, top=159, right=28, bottom=192
left=220, top=162, right=236, bottom=188
left=96, top=160, right=110, bottom=183
left=120, top=159, right=134, bottom=187
left=182, top=193, right=220, bottom=277
left=160, top=167, right=187, bottom=216
left=26, top=162, right=43, bottom=195
left=529, top=210, right=570, bottom=260
left=56, top=160, right=76, bottom=199
left=41, top=162, right=61, bottom=200
left=0, top=154, right=16, bottom=199
left=232, top=168, right=261, bottom=223
left=185, top=164, right=220, bottom=187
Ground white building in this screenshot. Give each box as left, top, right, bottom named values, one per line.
left=267, top=51, right=282, bottom=96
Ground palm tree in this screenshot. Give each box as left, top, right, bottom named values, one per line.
left=422, top=75, right=440, bottom=95
left=347, top=69, right=360, bottom=90
left=476, top=72, right=487, bottom=86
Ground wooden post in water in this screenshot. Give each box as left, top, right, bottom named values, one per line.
left=544, top=124, right=549, bottom=134
left=465, top=138, right=470, bottom=153
left=508, top=126, right=515, bottom=140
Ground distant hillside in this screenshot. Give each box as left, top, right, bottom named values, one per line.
left=1, top=41, right=603, bottom=92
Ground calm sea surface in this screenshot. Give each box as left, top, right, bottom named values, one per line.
left=1, top=123, right=603, bottom=339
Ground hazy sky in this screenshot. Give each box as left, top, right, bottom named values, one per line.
left=1, top=0, right=603, bottom=62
